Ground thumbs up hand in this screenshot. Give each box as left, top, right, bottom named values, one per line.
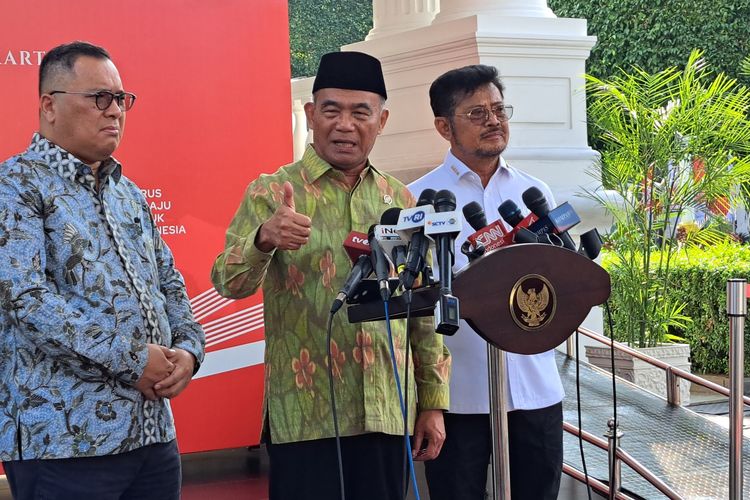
left=255, top=181, right=312, bottom=252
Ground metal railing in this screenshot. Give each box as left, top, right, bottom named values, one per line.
left=563, top=421, right=682, bottom=499
left=563, top=298, right=749, bottom=500
left=568, top=326, right=750, bottom=408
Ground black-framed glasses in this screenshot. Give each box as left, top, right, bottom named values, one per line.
left=456, top=104, right=513, bottom=124
left=49, top=90, right=137, bottom=111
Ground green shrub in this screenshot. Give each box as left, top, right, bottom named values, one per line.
left=289, top=0, right=373, bottom=78
left=603, top=243, right=750, bottom=374
left=548, top=0, right=750, bottom=85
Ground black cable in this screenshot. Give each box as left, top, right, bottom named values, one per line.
left=402, top=289, right=413, bottom=499
left=604, top=301, right=619, bottom=495
left=575, top=329, right=594, bottom=500
left=383, top=300, right=421, bottom=499
left=604, top=301, right=618, bottom=426
left=326, top=311, right=346, bottom=500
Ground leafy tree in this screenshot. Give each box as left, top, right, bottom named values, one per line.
left=585, top=50, right=750, bottom=347
left=289, top=0, right=373, bottom=78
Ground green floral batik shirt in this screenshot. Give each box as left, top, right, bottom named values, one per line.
left=211, top=146, right=450, bottom=444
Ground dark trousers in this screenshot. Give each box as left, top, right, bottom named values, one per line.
left=2, top=440, right=181, bottom=500
left=425, top=403, right=563, bottom=500
left=266, top=432, right=404, bottom=500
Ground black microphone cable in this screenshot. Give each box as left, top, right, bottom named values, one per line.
left=325, top=310, right=347, bottom=500
left=382, top=298, right=422, bottom=500
left=575, top=326, right=594, bottom=500
left=571, top=299, right=620, bottom=500
left=401, top=289, right=414, bottom=499
left=605, top=300, right=619, bottom=497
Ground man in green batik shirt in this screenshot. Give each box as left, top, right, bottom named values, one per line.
left=211, top=52, right=451, bottom=500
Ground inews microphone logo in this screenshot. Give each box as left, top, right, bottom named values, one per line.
left=0, top=49, right=46, bottom=66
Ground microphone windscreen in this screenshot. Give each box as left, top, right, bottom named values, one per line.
left=522, top=187, right=549, bottom=216
left=434, top=189, right=456, bottom=212
left=380, top=207, right=402, bottom=225
left=462, top=201, right=487, bottom=231
left=498, top=199, right=523, bottom=227
left=417, top=188, right=436, bottom=207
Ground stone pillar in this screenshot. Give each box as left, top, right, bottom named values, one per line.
left=291, top=1, right=606, bottom=235
left=434, top=0, right=555, bottom=22
left=367, top=0, right=439, bottom=40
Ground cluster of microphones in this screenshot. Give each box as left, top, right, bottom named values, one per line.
left=330, top=186, right=602, bottom=336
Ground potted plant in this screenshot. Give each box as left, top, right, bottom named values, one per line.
left=582, top=50, right=750, bottom=402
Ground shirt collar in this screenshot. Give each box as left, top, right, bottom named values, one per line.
left=442, top=149, right=511, bottom=183
left=300, top=143, right=384, bottom=184
left=27, top=132, right=122, bottom=189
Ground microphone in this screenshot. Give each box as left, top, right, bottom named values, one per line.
left=343, top=231, right=370, bottom=262
left=498, top=199, right=524, bottom=227
left=460, top=202, right=487, bottom=261
left=330, top=254, right=373, bottom=314
left=498, top=199, right=538, bottom=233
left=331, top=232, right=375, bottom=314
left=462, top=201, right=487, bottom=230
left=398, top=189, right=436, bottom=290
left=463, top=199, right=536, bottom=249
left=579, top=228, right=603, bottom=260
left=425, top=189, right=461, bottom=335
left=522, top=187, right=579, bottom=251
left=368, top=224, right=393, bottom=301
left=376, top=207, right=407, bottom=275
left=462, top=201, right=510, bottom=255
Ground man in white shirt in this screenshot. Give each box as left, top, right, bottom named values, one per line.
left=409, top=64, right=564, bottom=500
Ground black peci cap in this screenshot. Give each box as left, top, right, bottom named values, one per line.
left=312, top=51, right=387, bottom=100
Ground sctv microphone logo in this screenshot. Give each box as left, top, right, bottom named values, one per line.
left=402, top=210, right=426, bottom=224
left=428, top=218, right=457, bottom=227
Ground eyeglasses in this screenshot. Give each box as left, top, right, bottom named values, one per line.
left=49, top=90, right=137, bottom=111
left=456, top=104, right=513, bottom=124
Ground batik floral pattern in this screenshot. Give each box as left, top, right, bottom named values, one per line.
left=0, top=134, right=205, bottom=460
left=212, top=146, right=450, bottom=444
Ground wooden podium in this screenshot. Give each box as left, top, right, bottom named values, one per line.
left=348, top=243, right=611, bottom=354
left=346, top=243, right=611, bottom=499
left=454, top=243, right=611, bottom=354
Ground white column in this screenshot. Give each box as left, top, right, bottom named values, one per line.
left=291, top=99, right=310, bottom=161
left=433, top=0, right=555, bottom=22
left=366, top=0, right=439, bottom=40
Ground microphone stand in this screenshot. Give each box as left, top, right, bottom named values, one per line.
left=487, top=345, right=511, bottom=500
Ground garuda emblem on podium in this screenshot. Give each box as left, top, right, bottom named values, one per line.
left=510, top=274, right=556, bottom=331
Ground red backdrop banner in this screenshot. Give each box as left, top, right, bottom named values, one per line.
left=0, top=0, right=291, bottom=454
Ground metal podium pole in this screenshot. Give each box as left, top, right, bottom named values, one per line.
left=488, top=344, right=511, bottom=499
left=727, top=278, right=746, bottom=500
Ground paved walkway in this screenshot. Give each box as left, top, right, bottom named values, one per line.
left=558, top=352, right=750, bottom=499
